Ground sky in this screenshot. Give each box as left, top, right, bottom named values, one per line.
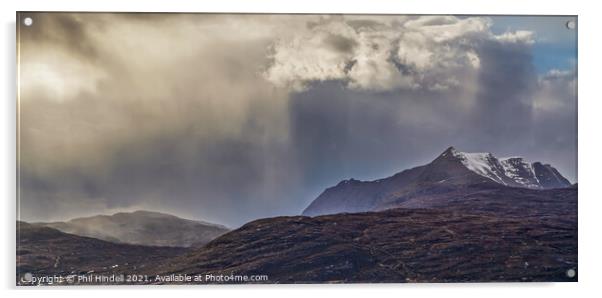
left=18, top=13, right=577, bottom=227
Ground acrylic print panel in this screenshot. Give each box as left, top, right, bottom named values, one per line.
left=16, top=12, right=577, bottom=285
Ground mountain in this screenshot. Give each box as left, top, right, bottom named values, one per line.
left=35, top=210, right=229, bottom=247
left=302, top=147, right=572, bottom=216
left=148, top=149, right=576, bottom=283
left=17, top=221, right=188, bottom=285
left=149, top=207, right=577, bottom=283
left=17, top=145, right=578, bottom=284
left=532, top=161, right=572, bottom=189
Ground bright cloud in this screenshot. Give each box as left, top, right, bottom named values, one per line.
left=264, top=16, right=535, bottom=92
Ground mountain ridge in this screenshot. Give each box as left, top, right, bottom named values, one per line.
left=302, top=146, right=572, bottom=216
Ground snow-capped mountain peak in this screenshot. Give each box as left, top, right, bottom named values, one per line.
left=444, top=147, right=569, bottom=189
left=302, top=146, right=574, bottom=216
left=448, top=149, right=511, bottom=186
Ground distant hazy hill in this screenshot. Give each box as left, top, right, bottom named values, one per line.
left=35, top=210, right=229, bottom=247
left=17, top=221, right=187, bottom=285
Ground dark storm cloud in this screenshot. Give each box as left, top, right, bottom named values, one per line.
left=18, top=14, right=577, bottom=226
left=324, top=34, right=359, bottom=53
left=461, top=39, right=538, bottom=149
left=287, top=82, right=463, bottom=196
left=20, top=13, right=101, bottom=60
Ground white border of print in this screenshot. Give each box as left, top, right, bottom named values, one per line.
left=1, top=1, right=600, bottom=298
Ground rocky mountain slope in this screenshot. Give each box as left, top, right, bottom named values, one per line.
left=35, top=210, right=229, bottom=247
left=303, top=147, right=572, bottom=216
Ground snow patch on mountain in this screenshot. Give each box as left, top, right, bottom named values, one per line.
left=499, top=157, right=540, bottom=188
left=448, top=147, right=551, bottom=189
left=448, top=149, right=508, bottom=185
left=461, top=152, right=504, bottom=181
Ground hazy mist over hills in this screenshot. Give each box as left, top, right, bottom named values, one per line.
left=35, top=210, right=229, bottom=247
